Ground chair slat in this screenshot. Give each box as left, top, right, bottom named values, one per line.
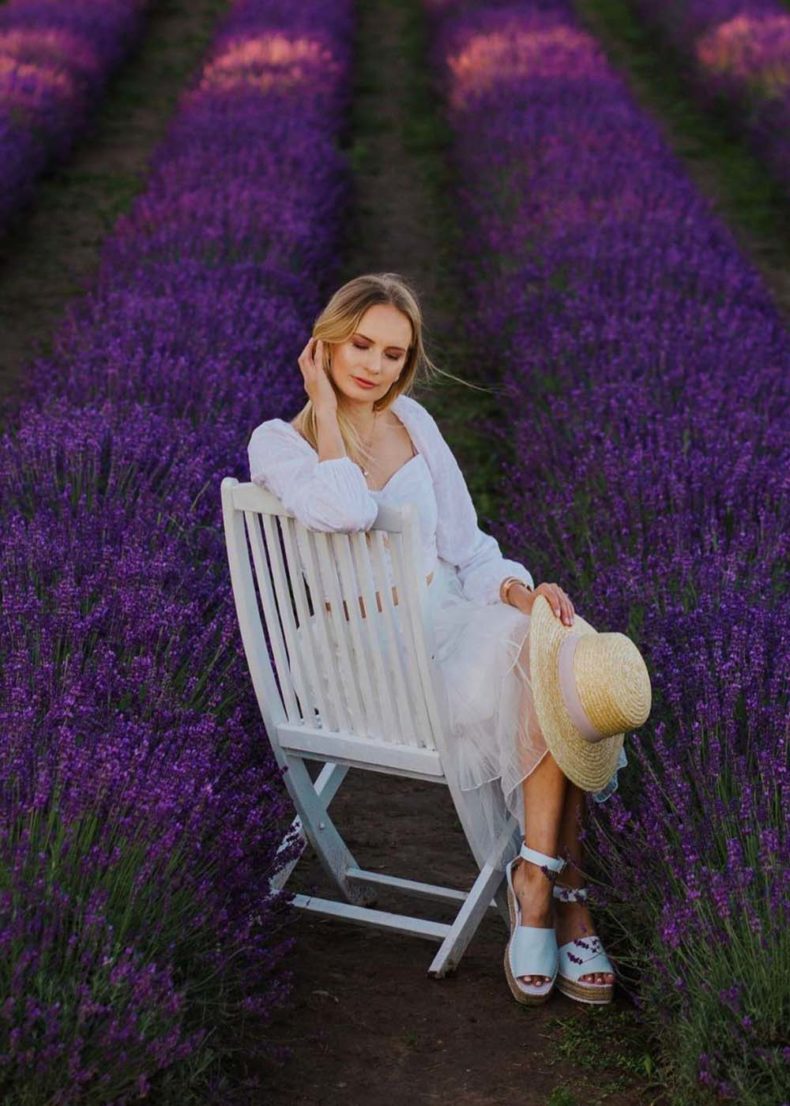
left=348, top=530, right=402, bottom=743
left=387, top=530, right=436, bottom=749
left=367, top=529, right=421, bottom=745
left=312, top=532, right=367, bottom=732
left=329, top=532, right=385, bottom=737
left=279, top=514, right=334, bottom=728
left=243, top=510, right=300, bottom=722
left=262, top=513, right=314, bottom=722
left=298, top=527, right=351, bottom=732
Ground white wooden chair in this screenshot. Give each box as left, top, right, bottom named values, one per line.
left=220, top=476, right=520, bottom=976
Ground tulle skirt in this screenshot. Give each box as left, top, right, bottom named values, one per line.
left=422, top=559, right=627, bottom=864
left=295, top=556, right=627, bottom=867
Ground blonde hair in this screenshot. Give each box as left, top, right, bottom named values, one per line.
left=292, top=272, right=480, bottom=471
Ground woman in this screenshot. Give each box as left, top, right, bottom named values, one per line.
left=247, top=272, right=628, bottom=1005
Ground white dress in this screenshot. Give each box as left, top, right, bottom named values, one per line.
left=247, top=393, right=627, bottom=864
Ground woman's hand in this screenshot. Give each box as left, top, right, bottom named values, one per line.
left=509, top=581, right=575, bottom=627
left=298, top=337, right=337, bottom=413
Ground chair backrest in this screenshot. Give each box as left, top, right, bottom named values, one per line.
left=221, top=477, right=447, bottom=756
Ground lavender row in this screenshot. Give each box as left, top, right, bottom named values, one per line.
left=426, top=0, right=789, bottom=1101
left=0, top=0, right=154, bottom=231
left=630, top=0, right=790, bottom=194
left=0, top=1, right=352, bottom=1101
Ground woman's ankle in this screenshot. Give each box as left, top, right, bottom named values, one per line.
left=554, top=857, right=585, bottom=890
left=513, top=856, right=555, bottom=896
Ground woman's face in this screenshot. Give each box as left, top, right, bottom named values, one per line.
left=328, top=303, right=412, bottom=406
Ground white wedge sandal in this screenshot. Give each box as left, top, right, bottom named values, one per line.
left=553, top=882, right=615, bottom=1004
left=504, top=842, right=567, bottom=1006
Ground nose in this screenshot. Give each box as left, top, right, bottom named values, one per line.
left=365, top=350, right=383, bottom=375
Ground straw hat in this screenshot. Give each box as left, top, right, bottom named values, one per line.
left=528, top=593, right=652, bottom=792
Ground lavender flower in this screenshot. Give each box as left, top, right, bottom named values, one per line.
left=425, top=0, right=789, bottom=1100
left=630, top=0, right=790, bottom=194
left=0, top=0, right=151, bottom=230
left=0, top=0, right=353, bottom=1100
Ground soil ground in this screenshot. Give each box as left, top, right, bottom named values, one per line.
left=253, top=1, right=665, bottom=1103
left=255, top=773, right=659, bottom=1106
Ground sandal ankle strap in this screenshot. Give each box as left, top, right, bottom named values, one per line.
left=553, top=883, right=588, bottom=903
left=518, top=843, right=567, bottom=878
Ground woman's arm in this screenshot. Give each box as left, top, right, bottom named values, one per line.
left=247, top=417, right=379, bottom=532
left=312, top=397, right=347, bottom=463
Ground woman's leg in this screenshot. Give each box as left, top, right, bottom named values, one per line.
left=511, top=749, right=567, bottom=986
left=554, top=783, right=615, bottom=986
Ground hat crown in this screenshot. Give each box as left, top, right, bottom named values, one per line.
left=528, top=592, right=653, bottom=793
left=573, top=632, right=651, bottom=739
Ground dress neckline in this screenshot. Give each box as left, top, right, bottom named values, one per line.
left=367, top=451, right=425, bottom=494
left=280, top=396, right=423, bottom=494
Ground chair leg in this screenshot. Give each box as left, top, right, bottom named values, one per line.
left=269, top=761, right=348, bottom=893
left=270, top=759, right=519, bottom=973
left=427, top=859, right=506, bottom=978
left=492, top=880, right=511, bottom=927
left=427, top=814, right=521, bottom=977
left=280, top=754, right=377, bottom=907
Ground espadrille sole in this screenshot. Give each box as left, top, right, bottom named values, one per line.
left=503, top=882, right=555, bottom=1006
left=555, top=974, right=614, bottom=1004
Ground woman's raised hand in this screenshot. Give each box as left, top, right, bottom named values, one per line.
left=298, top=337, right=337, bottom=413
left=511, top=581, right=575, bottom=627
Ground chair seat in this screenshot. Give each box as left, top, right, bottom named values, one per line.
left=276, top=721, right=445, bottom=780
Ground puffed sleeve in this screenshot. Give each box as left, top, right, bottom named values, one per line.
left=247, top=420, right=379, bottom=532
left=419, top=406, right=534, bottom=605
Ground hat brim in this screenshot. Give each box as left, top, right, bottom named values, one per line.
left=529, top=594, right=624, bottom=792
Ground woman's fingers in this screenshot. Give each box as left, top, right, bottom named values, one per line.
left=540, top=583, right=575, bottom=626
left=297, top=337, right=337, bottom=409
left=298, top=337, right=318, bottom=375
left=297, top=338, right=318, bottom=381
left=297, top=338, right=312, bottom=380
left=307, top=338, right=329, bottom=380
left=311, top=337, right=323, bottom=371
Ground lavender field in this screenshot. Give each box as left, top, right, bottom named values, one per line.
left=426, top=0, right=788, bottom=1101
left=0, top=0, right=353, bottom=1100
left=0, top=0, right=152, bottom=230
left=628, top=0, right=790, bottom=196
left=0, top=0, right=788, bottom=1101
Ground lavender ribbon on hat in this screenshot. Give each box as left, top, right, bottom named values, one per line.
left=557, top=633, right=605, bottom=743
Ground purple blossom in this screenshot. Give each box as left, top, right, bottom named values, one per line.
left=0, top=0, right=353, bottom=1100
left=425, top=0, right=789, bottom=1099
left=630, top=0, right=790, bottom=195
left=0, top=0, right=151, bottom=229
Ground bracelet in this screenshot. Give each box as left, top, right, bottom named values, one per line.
left=500, top=576, right=533, bottom=605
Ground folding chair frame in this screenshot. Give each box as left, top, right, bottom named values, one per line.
left=221, top=476, right=519, bottom=977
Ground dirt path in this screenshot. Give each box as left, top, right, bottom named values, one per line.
left=0, top=0, right=226, bottom=425
left=254, top=2, right=661, bottom=1103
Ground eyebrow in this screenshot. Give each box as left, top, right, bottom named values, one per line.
left=354, top=331, right=407, bottom=354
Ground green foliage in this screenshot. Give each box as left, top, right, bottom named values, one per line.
left=548, top=1088, right=578, bottom=1106
left=543, top=1007, right=662, bottom=1105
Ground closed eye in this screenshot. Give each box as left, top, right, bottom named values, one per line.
left=353, top=341, right=402, bottom=360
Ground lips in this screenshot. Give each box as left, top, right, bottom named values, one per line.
left=352, top=376, right=376, bottom=388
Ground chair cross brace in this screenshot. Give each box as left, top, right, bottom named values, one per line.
left=270, top=756, right=516, bottom=978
